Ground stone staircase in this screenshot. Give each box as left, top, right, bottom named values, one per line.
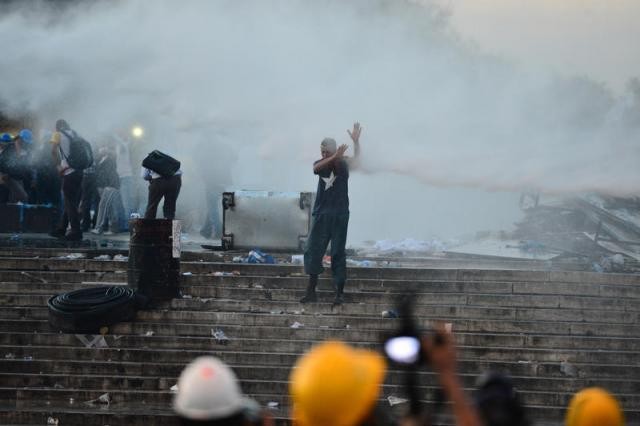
left=0, top=247, right=638, bottom=425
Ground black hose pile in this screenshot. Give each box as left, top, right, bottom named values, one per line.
left=48, top=286, right=138, bottom=333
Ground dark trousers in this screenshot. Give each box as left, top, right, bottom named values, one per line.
left=57, top=170, right=83, bottom=235
left=304, top=213, right=349, bottom=291
left=144, top=175, right=181, bottom=220
left=80, top=171, right=99, bottom=231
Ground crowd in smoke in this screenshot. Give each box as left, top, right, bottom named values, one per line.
left=0, top=0, right=638, bottom=241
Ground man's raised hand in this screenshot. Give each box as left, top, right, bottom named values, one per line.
left=347, top=122, right=362, bottom=143
left=335, top=144, right=349, bottom=158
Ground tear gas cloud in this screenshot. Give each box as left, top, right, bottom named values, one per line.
left=0, top=0, right=638, bottom=243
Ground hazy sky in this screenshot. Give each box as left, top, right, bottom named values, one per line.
left=441, top=0, right=640, bottom=92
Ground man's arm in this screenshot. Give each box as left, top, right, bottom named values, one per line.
left=313, top=144, right=348, bottom=174
left=347, top=122, right=362, bottom=169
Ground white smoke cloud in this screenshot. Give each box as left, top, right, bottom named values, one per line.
left=0, top=0, right=638, bottom=242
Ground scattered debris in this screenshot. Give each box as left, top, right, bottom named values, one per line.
left=270, top=310, right=284, bottom=315
left=4, top=353, right=14, bottom=359
left=85, top=392, right=111, bottom=406
left=322, top=255, right=331, bottom=267
left=113, top=254, right=128, bottom=261
left=20, top=271, right=47, bottom=283
left=388, top=395, right=409, bottom=406
left=381, top=309, right=399, bottom=319
left=181, top=294, right=193, bottom=299
left=170, top=384, right=179, bottom=393
left=47, top=417, right=59, bottom=425
left=233, top=249, right=277, bottom=264
left=213, top=271, right=240, bottom=277
left=212, top=328, right=230, bottom=345
left=253, top=284, right=264, bottom=289
left=267, top=401, right=279, bottom=409
left=346, top=259, right=375, bottom=267
left=75, top=334, right=109, bottom=349
left=182, top=272, right=193, bottom=276
left=291, top=254, right=304, bottom=265
left=290, top=321, right=304, bottom=329
left=144, top=331, right=154, bottom=337
left=560, top=360, right=578, bottom=377
left=54, top=383, right=65, bottom=389
left=23, top=356, right=33, bottom=361
left=60, top=253, right=86, bottom=260
left=94, top=254, right=111, bottom=261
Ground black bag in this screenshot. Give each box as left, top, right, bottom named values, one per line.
left=142, top=150, right=181, bottom=178
left=61, top=130, right=94, bottom=171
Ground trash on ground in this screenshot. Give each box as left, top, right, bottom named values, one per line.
left=322, top=255, right=331, bottom=267
left=270, top=310, right=284, bottom=315
left=93, top=254, right=111, bottom=261
left=170, top=384, right=179, bottom=393
left=267, top=401, right=279, bottom=409
left=144, top=331, right=154, bottom=337
left=346, top=259, right=375, bottom=267
left=213, top=271, right=240, bottom=277
left=20, top=271, right=48, bottom=283
left=4, top=353, right=14, bottom=359
left=212, top=328, right=230, bottom=345
left=181, top=294, right=193, bottom=299
left=113, top=254, right=128, bottom=261
left=291, top=254, right=304, bottom=265
left=47, top=417, right=59, bottom=425
left=85, top=392, right=111, bottom=406
left=253, top=284, right=264, bottom=289
left=54, top=383, right=65, bottom=389
left=23, top=356, right=33, bottom=361
left=381, top=309, right=399, bottom=318
left=560, top=360, right=578, bottom=377
left=182, top=272, right=193, bottom=276
left=234, top=249, right=277, bottom=264
left=290, top=321, right=304, bottom=329
left=60, top=253, right=86, bottom=260
left=75, top=334, right=109, bottom=349
left=388, top=395, right=409, bottom=406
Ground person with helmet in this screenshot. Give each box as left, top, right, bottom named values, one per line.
left=565, top=387, right=624, bottom=426
left=49, top=119, right=84, bottom=241
left=289, top=340, right=390, bottom=426
left=473, top=372, right=530, bottom=426
left=300, top=122, right=362, bottom=305
left=173, top=356, right=274, bottom=426
left=0, top=132, right=29, bottom=203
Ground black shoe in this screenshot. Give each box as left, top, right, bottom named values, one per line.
left=332, top=293, right=344, bottom=305
left=49, top=230, right=65, bottom=239
left=300, top=292, right=317, bottom=303
left=64, top=232, right=83, bottom=241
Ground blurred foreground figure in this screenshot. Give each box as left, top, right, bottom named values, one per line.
left=289, top=340, right=389, bottom=426
left=565, top=387, right=624, bottom=426
left=473, top=372, right=530, bottom=426
left=174, top=356, right=274, bottom=426
left=301, top=122, right=361, bottom=305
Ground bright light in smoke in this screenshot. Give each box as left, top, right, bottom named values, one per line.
left=131, top=126, right=144, bottom=139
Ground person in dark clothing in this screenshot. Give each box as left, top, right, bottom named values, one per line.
left=92, top=146, right=123, bottom=234
left=49, top=119, right=84, bottom=241
left=301, top=122, right=361, bottom=305
left=142, top=162, right=182, bottom=220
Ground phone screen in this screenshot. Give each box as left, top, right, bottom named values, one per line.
left=384, top=336, right=421, bottom=364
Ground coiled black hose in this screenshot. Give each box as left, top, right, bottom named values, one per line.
left=48, top=286, right=138, bottom=333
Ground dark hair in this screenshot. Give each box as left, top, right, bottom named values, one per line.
left=56, top=119, right=70, bottom=131
left=474, top=372, right=530, bottom=426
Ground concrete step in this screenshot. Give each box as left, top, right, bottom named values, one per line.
left=2, top=255, right=640, bottom=286
left=3, top=285, right=637, bottom=325
left=1, top=330, right=636, bottom=368
left=2, top=359, right=640, bottom=394
left=2, top=385, right=639, bottom=421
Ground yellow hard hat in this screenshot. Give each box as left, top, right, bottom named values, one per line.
left=289, top=340, right=386, bottom=426
left=565, top=387, right=624, bottom=426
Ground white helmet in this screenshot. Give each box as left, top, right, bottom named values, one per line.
left=173, top=356, right=254, bottom=421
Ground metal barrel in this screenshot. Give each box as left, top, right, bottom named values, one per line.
left=127, top=219, right=180, bottom=301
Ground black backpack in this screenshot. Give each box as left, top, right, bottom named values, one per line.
left=142, top=150, right=181, bottom=178
left=60, top=130, right=94, bottom=171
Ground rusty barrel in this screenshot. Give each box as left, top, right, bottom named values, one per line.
left=128, top=219, right=180, bottom=302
